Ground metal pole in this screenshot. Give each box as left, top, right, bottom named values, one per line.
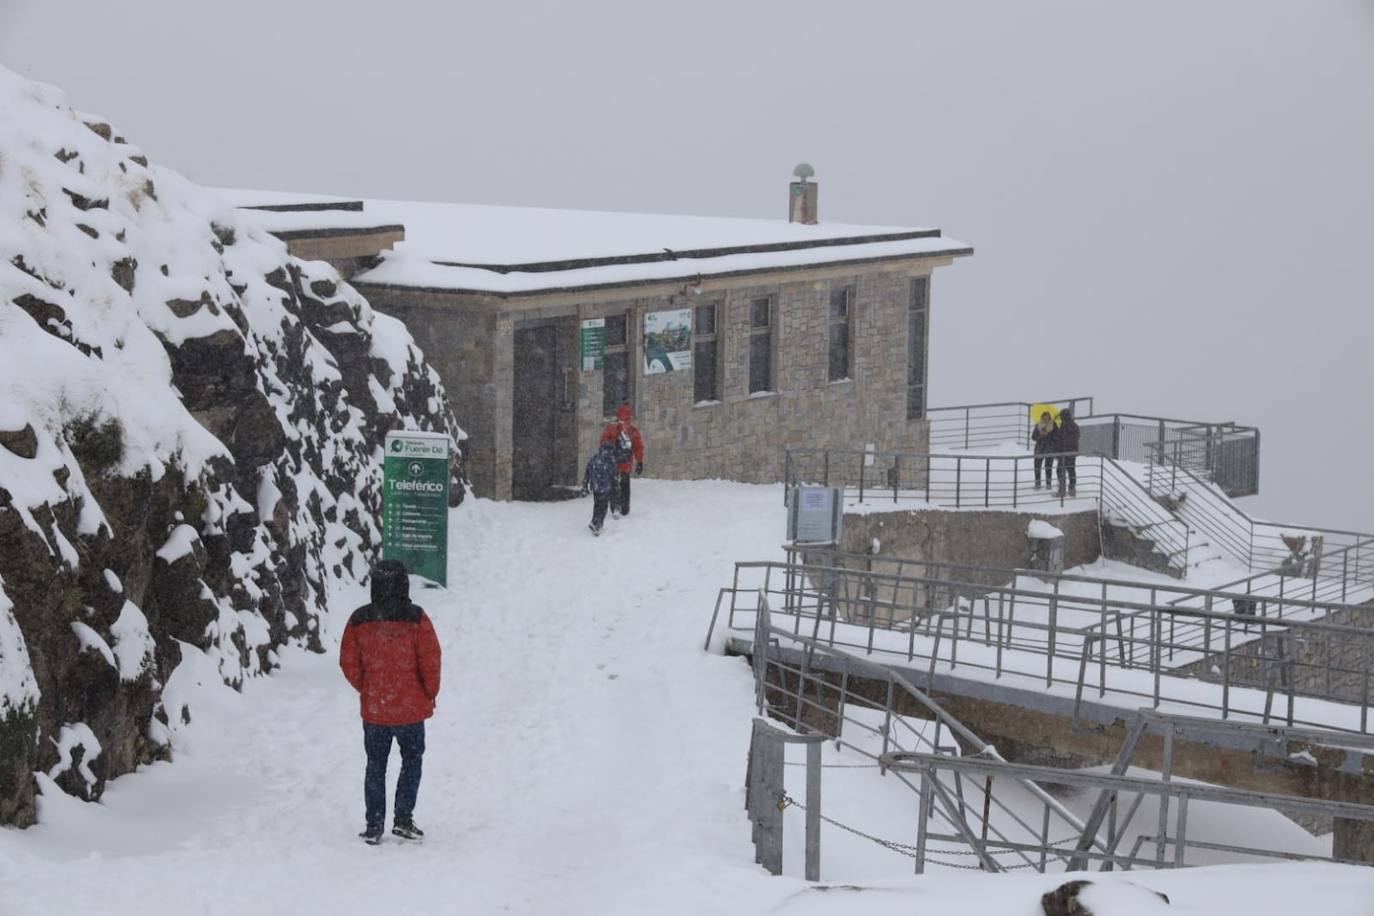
left=956, top=457, right=962, bottom=509
left=805, top=741, right=821, bottom=882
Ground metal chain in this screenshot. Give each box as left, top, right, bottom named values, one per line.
left=777, top=792, right=1073, bottom=872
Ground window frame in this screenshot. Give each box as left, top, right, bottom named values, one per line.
left=602, top=310, right=633, bottom=419
left=906, top=278, right=929, bottom=420
left=693, top=301, right=724, bottom=405
left=747, top=295, right=775, bottom=395
left=828, top=284, right=855, bottom=383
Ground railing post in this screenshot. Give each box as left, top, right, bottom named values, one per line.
left=893, top=455, right=900, bottom=504
left=805, top=740, right=821, bottom=882
left=1047, top=579, right=1060, bottom=687
left=984, top=458, right=990, bottom=509
left=858, top=455, right=866, bottom=504
left=1013, top=459, right=1019, bottom=509
left=956, top=457, right=962, bottom=509
left=964, top=406, right=970, bottom=450
left=823, top=450, right=830, bottom=488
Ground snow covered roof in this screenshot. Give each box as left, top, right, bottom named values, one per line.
left=216, top=189, right=973, bottom=296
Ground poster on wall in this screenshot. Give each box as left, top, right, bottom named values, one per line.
left=643, top=308, right=692, bottom=374
left=580, top=318, right=606, bottom=371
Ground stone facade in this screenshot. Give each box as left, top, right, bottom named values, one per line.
left=359, top=253, right=957, bottom=500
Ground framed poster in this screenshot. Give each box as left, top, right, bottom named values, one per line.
left=643, top=308, right=692, bottom=375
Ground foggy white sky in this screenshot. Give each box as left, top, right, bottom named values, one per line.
left=3, top=0, right=1372, bottom=530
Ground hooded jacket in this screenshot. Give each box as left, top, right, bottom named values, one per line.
left=600, top=404, right=644, bottom=474
left=339, top=560, right=442, bottom=725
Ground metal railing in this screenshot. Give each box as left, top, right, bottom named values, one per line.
left=745, top=718, right=825, bottom=879
left=744, top=602, right=1374, bottom=874
left=1136, top=456, right=1374, bottom=597
left=884, top=746, right=1374, bottom=872
left=927, top=397, right=1095, bottom=451
left=714, top=560, right=1374, bottom=733
left=784, top=447, right=1197, bottom=572
left=1146, top=424, right=1260, bottom=497
left=747, top=595, right=1104, bottom=873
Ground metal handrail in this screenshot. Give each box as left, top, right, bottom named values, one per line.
left=881, top=749, right=1374, bottom=872
left=720, top=560, right=1374, bottom=733
left=784, top=446, right=1196, bottom=572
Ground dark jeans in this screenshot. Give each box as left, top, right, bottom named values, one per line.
left=614, top=473, right=631, bottom=516
left=590, top=492, right=610, bottom=528
left=1056, top=455, right=1078, bottom=493
left=363, top=721, right=425, bottom=828
left=1034, top=455, right=1052, bottom=485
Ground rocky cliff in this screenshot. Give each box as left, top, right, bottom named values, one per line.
left=0, top=67, right=462, bottom=825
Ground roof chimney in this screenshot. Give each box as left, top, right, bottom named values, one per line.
left=789, top=163, right=817, bottom=224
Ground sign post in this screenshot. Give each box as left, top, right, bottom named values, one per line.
left=382, top=430, right=451, bottom=586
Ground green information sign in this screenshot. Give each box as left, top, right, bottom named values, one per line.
left=382, top=430, right=451, bottom=586
left=581, top=317, right=606, bottom=371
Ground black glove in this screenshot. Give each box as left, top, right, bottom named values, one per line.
left=579, top=484, right=589, bottom=497
left=635, top=461, right=644, bottom=478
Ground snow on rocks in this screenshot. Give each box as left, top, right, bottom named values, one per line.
left=0, top=64, right=462, bottom=825
left=1027, top=519, right=1064, bottom=539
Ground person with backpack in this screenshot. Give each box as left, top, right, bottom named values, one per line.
left=599, top=403, right=644, bottom=518
left=1055, top=408, right=1081, bottom=498
left=580, top=441, right=620, bottom=535
left=339, top=560, right=442, bottom=845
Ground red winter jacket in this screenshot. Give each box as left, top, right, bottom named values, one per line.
left=600, top=405, right=644, bottom=474
left=339, top=565, right=442, bottom=725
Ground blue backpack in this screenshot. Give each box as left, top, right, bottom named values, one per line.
left=587, top=447, right=618, bottom=495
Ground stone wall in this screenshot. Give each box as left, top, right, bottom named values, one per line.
left=840, top=506, right=1103, bottom=579
left=575, top=266, right=932, bottom=486
left=364, top=258, right=945, bottom=499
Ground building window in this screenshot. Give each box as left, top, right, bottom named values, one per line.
left=693, top=302, right=722, bottom=403
left=603, top=312, right=631, bottom=417
left=828, top=285, right=853, bottom=382
left=907, top=278, right=928, bottom=419
left=748, top=297, right=774, bottom=394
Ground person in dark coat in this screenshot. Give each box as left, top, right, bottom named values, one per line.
left=1056, top=408, right=1081, bottom=497
left=580, top=441, right=619, bottom=535
left=1031, top=410, right=1056, bottom=489
left=599, top=403, right=644, bottom=517
left=339, top=560, right=442, bottom=844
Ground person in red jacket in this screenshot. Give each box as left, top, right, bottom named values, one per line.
left=339, top=559, right=441, bottom=845
left=599, top=403, right=644, bottom=517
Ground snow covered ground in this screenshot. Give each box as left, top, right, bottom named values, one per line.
left=2, top=481, right=1372, bottom=915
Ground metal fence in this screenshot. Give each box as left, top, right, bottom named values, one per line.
left=784, top=446, right=1196, bottom=573
left=711, top=560, right=1374, bottom=733
left=743, top=603, right=1374, bottom=874
left=926, top=398, right=1260, bottom=498
left=928, top=397, right=1095, bottom=451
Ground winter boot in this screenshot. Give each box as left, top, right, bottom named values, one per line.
left=392, top=819, right=424, bottom=841
left=588, top=523, right=601, bottom=536
left=359, top=825, right=383, bottom=845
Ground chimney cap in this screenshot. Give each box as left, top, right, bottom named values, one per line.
left=792, top=162, right=815, bottom=182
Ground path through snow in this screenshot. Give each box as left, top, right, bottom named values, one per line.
left=2, top=481, right=1372, bottom=915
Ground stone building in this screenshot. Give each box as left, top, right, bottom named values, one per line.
left=224, top=185, right=972, bottom=500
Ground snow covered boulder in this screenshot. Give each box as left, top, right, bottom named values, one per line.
left=0, top=65, right=463, bottom=825
left=1042, top=879, right=1170, bottom=915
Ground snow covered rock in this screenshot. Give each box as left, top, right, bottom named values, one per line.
left=0, top=65, right=462, bottom=825
left=1041, top=879, right=1170, bottom=915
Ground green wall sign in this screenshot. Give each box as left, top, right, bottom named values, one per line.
left=382, top=430, right=451, bottom=586
left=581, top=317, right=606, bottom=370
